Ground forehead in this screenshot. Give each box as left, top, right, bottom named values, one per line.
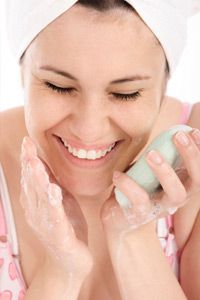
left=26, top=5, right=164, bottom=74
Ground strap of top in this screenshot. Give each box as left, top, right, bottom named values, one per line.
left=0, top=192, right=7, bottom=236
left=179, top=102, right=193, bottom=125
left=0, top=163, right=19, bottom=255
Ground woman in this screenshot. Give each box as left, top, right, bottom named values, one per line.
left=1, top=0, right=200, bottom=299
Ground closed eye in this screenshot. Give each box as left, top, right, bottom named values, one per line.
left=44, top=82, right=75, bottom=94
left=112, top=91, right=141, bottom=101
left=45, top=82, right=141, bottom=101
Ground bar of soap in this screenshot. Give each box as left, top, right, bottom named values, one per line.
left=114, top=125, right=193, bottom=208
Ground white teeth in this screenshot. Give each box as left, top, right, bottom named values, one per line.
left=86, top=150, right=97, bottom=160
left=68, top=145, right=73, bottom=153
left=77, top=149, right=87, bottom=159
left=61, top=138, right=116, bottom=160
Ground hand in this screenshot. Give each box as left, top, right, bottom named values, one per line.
left=20, top=136, right=93, bottom=278
left=101, top=128, right=200, bottom=236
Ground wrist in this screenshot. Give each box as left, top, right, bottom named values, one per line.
left=43, top=253, right=88, bottom=284
left=105, top=218, right=157, bottom=241
left=105, top=220, right=157, bottom=257
left=26, top=257, right=85, bottom=300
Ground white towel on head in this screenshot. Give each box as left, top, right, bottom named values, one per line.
left=4, top=0, right=200, bottom=74
left=125, top=0, right=200, bottom=74
left=5, top=0, right=78, bottom=62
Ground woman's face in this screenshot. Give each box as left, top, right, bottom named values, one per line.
left=21, top=4, right=167, bottom=201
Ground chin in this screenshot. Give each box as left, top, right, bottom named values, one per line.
left=60, top=172, right=113, bottom=199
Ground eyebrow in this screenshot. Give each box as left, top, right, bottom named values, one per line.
left=39, top=65, right=151, bottom=84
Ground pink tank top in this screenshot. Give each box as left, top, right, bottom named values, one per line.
left=0, top=102, right=193, bottom=297
left=0, top=165, right=26, bottom=299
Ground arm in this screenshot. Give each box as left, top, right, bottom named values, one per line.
left=180, top=207, right=200, bottom=299
left=20, top=137, right=93, bottom=299
left=101, top=125, right=200, bottom=299
left=105, top=222, right=187, bottom=300
left=24, top=256, right=85, bottom=300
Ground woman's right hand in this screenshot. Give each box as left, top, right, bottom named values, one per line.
left=20, top=136, right=93, bottom=280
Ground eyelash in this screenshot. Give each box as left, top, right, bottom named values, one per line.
left=45, top=82, right=75, bottom=95
left=44, top=82, right=141, bottom=101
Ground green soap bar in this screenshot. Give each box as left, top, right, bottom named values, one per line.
left=114, top=124, right=193, bottom=208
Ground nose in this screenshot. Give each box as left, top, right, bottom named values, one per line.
left=68, top=99, right=111, bottom=143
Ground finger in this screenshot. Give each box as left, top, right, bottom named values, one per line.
left=21, top=136, right=59, bottom=185
left=21, top=136, right=38, bottom=163
left=21, top=137, right=68, bottom=225
left=43, top=183, right=76, bottom=241
left=47, top=183, right=63, bottom=207
left=20, top=137, right=80, bottom=256
left=46, top=183, right=73, bottom=234
left=22, top=156, right=76, bottom=247
left=23, top=158, right=60, bottom=215
left=112, top=172, right=152, bottom=215
left=20, top=157, right=49, bottom=229
left=20, top=138, right=54, bottom=228
left=20, top=158, right=38, bottom=212
left=173, top=129, right=200, bottom=192
left=145, top=150, right=187, bottom=208
left=21, top=134, right=49, bottom=201
left=20, top=135, right=44, bottom=205
left=191, top=128, right=200, bottom=149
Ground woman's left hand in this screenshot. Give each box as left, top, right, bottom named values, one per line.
left=101, top=128, right=200, bottom=237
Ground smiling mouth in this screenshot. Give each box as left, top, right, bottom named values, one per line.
left=56, top=135, right=122, bottom=161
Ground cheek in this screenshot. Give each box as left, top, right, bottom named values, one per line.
left=23, top=78, right=73, bottom=131
left=118, top=105, right=159, bottom=162
left=24, top=93, right=67, bottom=134
left=117, top=106, right=157, bottom=138
left=23, top=98, right=59, bottom=162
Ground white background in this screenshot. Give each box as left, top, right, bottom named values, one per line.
left=0, top=6, right=200, bottom=112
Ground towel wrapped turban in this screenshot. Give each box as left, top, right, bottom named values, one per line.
left=4, top=0, right=200, bottom=74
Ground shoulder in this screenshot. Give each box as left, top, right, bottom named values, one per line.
left=0, top=106, right=28, bottom=162
left=0, top=105, right=26, bottom=134
left=164, top=97, right=200, bottom=128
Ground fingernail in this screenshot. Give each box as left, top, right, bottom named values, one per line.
left=113, top=171, right=122, bottom=180
left=175, top=132, right=189, bottom=146
left=147, top=150, right=163, bottom=165
left=192, top=129, right=200, bottom=145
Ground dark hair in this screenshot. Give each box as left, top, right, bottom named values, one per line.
left=77, top=0, right=134, bottom=12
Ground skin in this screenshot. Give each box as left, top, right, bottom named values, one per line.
left=21, top=5, right=167, bottom=207
left=3, top=3, right=200, bottom=300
